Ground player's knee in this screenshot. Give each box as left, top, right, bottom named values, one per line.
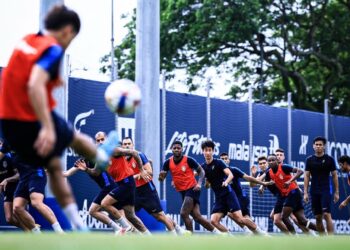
left=30, top=200, right=42, bottom=210
left=13, top=205, right=25, bottom=216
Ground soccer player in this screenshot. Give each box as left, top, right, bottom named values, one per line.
left=63, top=131, right=123, bottom=233
left=13, top=158, right=64, bottom=233
left=100, top=143, right=152, bottom=235
left=304, top=136, right=339, bottom=234
left=337, top=155, right=350, bottom=224
left=122, top=137, right=186, bottom=235
left=159, top=141, right=217, bottom=233
left=0, top=139, right=22, bottom=229
left=201, top=140, right=266, bottom=234
left=0, top=5, right=119, bottom=230
left=266, top=154, right=317, bottom=234
left=219, top=152, right=270, bottom=234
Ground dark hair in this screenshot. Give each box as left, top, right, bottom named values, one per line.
left=122, top=137, right=134, bottom=143
left=171, top=140, right=183, bottom=148
left=220, top=152, right=228, bottom=157
left=275, top=148, right=284, bottom=153
left=45, top=5, right=81, bottom=33
left=338, top=155, right=350, bottom=165
left=268, top=154, right=277, bottom=158
left=313, top=136, right=327, bottom=145
left=258, top=156, right=267, bottom=162
left=201, top=140, right=215, bottom=150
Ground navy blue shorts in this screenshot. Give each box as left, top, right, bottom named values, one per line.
left=14, top=169, right=47, bottom=200
left=284, top=188, right=304, bottom=212
left=93, top=184, right=117, bottom=205
left=274, top=194, right=286, bottom=214
left=108, top=176, right=135, bottom=207
left=180, top=187, right=201, bottom=205
left=212, top=190, right=241, bottom=215
left=2, top=182, right=18, bottom=202
left=0, top=111, right=74, bottom=166
left=135, top=182, right=163, bottom=214
left=311, top=192, right=331, bottom=215
left=238, top=195, right=250, bottom=217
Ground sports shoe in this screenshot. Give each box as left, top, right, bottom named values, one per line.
left=115, top=226, right=133, bottom=236
left=96, top=131, right=120, bottom=170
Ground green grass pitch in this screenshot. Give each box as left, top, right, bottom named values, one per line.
left=0, top=233, right=348, bottom=250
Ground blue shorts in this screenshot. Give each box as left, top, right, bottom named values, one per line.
left=14, top=169, right=47, bottom=200
left=135, top=182, right=163, bottom=214
left=284, top=189, right=304, bottom=212
left=273, top=194, right=286, bottom=214
left=108, top=176, right=136, bottom=207
left=311, top=192, right=331, bottom=215
left=212, top=190, right=241, bottom=215
left=93, top=184, right=117, bottom=205
left=2, top=182, right=18, bottom=202
left=0, top=111, right=74, bottom=166
left=180, top=187, right=201, bottom=205
left=238, top=195, right=250, bottom=216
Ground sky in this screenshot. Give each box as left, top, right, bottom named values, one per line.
left=0, top=0, right=231, bottom=98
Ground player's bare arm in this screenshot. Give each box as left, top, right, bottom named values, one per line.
left=158, top=171, right=167, bottom=181
left=222, top=168, right=233, bottom=187
left=0, top=170, right=19, bottom=192
left=284, top=167, right=303, bottom=187
left=243, top=174, right=274, bottom=186
left=303, top=171, right=310, bottom=203
left=332, top=170, right=339, bottom=203
left=28, top=65, right=56, bottom=157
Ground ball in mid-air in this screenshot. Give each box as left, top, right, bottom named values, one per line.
left=104, top=79, right=141, bottom=115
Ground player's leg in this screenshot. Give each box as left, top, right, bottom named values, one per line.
left=123, top=204, right=150, bottom=234
left=323, top=212, right=334, bottom=234
left=210, top=212, right=228, bottom=232
left=180, top=196, right=195, bottom=231
left=311, top=194, right=326, bottom=234
left=3, top=201, right=21, bottom=228
left=290, top=213, right=310, bottom=233
left=281, top=206, right=296, bottom=233
left=190, top=203, right=215, bottom=232
left=13, top=197, right=40, bottom=233
left=151, top=211, right=176, bottom=232
left=273, top=195, right=289, bottom=233
left=88, top=202, right=121, bottom=232
left=293, top=209, right=317, bottom=231
left=29, top=192, right=63, bottom=233
left=321, top=193, right=333, bottom=234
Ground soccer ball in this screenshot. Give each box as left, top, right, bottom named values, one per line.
left=104, top=79, right=141, bottom=115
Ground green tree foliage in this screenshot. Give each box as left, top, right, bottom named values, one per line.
left=101, top=0, right=350, bottom=115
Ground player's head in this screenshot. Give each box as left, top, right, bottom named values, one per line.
left=94, top=131, right=106, bottom=146
left=122, top=137, right=134, bottom=149
left=201, top=140, right=215, bottom=161
left=44, top=5, right=81, bottom=49
left=313, top=136, right=327, bottom=154
left=338, top=155, right=350, bottom=173
left=257, top=156, right=268, bottom=171
left=275, top=148, right=285, bottom=164
left=267, top=154, right=278, bottom=169
left=171, top=141, right=183, bottom=157
left=220, top=152, right=230, bottom=165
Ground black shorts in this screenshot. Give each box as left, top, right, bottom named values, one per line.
left=274, top=194, right=286, bottom=214
left=284, top=188, right=304, bottom=212
left=93, top=184, right=117, bottom=205
left=238, top=195, right=250, bottom=217
left=311, top=192, right=331, bottom=215
left=180, top=187, right=201, bottom=205
left=108, top=176, right=136, bottom=207
left=14, top=169, right=47, bottom=200
left=212, top=190, right=241, bottom=215
left=2, top=182, right=18, bottom=202
left=1, top=111, right=74, bottom=166
left=135, top=182, right=163, bottom=214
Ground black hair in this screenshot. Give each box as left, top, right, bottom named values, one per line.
left=201, top=140, right=215, bottom=150
left=258, top=156, right=267, bottom=162
left=275, top=148, right=284, bottom=153
left=122, top=137, right=134, bottom=143
left=171, top=140, right=183, bottom=148
left=338, top=155, right=350, bottom=165
left=45, top=5, right=81, bottom=33
left=220, top=152, right=228, bottom=157
left=313, top=136, right=327, bottom=145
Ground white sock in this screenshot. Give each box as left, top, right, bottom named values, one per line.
left=116, top=217, right=130, bottom=229
left=175, top=224, right=184, bottom=233
left=306, top=220, right=311, bottom=229
left=169, top=229, right=177, bottom=235
left=108, top=219, right=121, bottom=231
left=212, top=228, right=221, bottom=234
left=52, top=222, right=64, bottom=233
left=31, top=226, right=41, bottom=234
left=63, top=203, right=87, bottom=231
left=142, top=230, right=152, bottom=235
left=242, top=226, right=250, bottom=232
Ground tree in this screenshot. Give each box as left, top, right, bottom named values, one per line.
left=101, top=0, right=350, bottom=116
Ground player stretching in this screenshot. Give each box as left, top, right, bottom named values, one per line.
left=0, top=5, right=119, bottom=230
left=159, top=141, right=217, bottom=233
